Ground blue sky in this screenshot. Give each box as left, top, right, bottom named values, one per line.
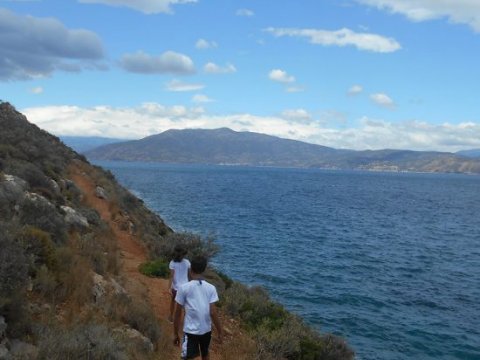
left=1, top=0, right=480, bottom=151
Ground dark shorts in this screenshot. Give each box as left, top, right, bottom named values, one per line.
left=181, top=331, right=212, bottom=359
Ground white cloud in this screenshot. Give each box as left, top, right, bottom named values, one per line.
left=236, top=8, right=254, bottom=17
left=165, top=79, right=205, bottom=92
left=370, top=93, right=395, bottom=109
left=269, top=69, right=295, bottom=83
left=348, top=84, right=363, bottom=95
left=195, top=39, right=218, bottom=49
left=265, top=27, right=401, bottom=53
left=281, top=109, right=312, bottom=123
left=120, top=51, right=195, bottom=74
left=30, top=87, right=44, bottom=94
left=204, top=62, right=237, bottom=74
left=192, top=94, right=214, bottom=103
left=357, top=0, right=480, bottom=32
left=78, top=0, right=197, bottom=14
left=22, top=103, right=480, bottom=152
left=0, top=8, right=104, bottom=81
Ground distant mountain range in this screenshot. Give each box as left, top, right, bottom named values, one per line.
left=456, top=149, right=480, bottom=158
left=61, top=136, right=126, bottom=153
left=85, top=128, right=480, bottom=174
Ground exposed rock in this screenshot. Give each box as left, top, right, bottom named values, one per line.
left=114, top=327, right=154, bottom=353
left=22, top=192, right=54, bottom=211
left=3, top=174, right=27, bottom=190
left=95, top=186, right=108, bottom=200
left=0, top=175, right=27, bottom=208
left=9, top=340, right=38, bottom=359
left=92, top=274, right=127, bottom=302
left=61, top=205, right=89, bottom=229
left=92, top=273, right=108, bottom=303
left=110, top=278, right=127, bottom=296
left=49, top=179, right=60, bottom=195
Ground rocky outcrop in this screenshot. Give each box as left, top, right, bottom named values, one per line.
left=95, top=186, right=108, bottom=200
left=92, top=273, right=126, bottom=304
left=113, top=327, right=154, bottom=353
left=61, top=206, right=89, bottom=230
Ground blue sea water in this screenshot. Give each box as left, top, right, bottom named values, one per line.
left=96, top=161, right=480, bottom=360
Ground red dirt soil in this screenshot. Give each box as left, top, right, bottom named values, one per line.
left=69, top=164, right=253, bottom=360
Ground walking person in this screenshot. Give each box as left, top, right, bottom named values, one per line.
left=168, top=245, right=191, bottom=323
left=173, top=255, right=223, bottom=360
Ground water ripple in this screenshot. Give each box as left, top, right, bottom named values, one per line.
left=97, top=162, right=480, bottom=360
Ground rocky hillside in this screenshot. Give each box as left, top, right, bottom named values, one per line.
left=0, top=102, right=354, bottom=359
left=86, top=128, right=480, bottom=174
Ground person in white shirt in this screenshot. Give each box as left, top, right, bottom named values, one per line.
left=173, top=255, right=223, bottom=360
left=168, top=245, right=191, bottom=323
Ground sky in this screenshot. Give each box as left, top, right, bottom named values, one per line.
left=1, top=0, right=480, bottom=152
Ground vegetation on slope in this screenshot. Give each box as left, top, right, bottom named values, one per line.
left=0, top=102, right=354, bottom=359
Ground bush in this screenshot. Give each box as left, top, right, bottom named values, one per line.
left=19, top=193, right=67, bottom=244
left=139, top=259, right=169, bottom=278
left=13, top=162, right=51, bottom=189
left=37, top=322, right=129, bottom=360
left=223, top=283, right=288, bottom=330
left=54, top=250, right=93, bottom=306
left=33, top=265, right=58, bottom=299
left=0, top=229, right=28, bottom=306
left=151, top=232, right=219, bottom=261
left=17, top=226, right=57, bottom=275
left=216, top=269, right=234, bottom=290
left=0, top=228, right=30, bottom=338
left=222, top=281, right=355, bottom=360
left=77, top=229, right=119, bottom=276
left=300, top=335, right=355, bottom=360
left=107, top=293, right=162, bottom=345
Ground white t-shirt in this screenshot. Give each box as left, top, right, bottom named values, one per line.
left=175, top=279, right=219, bottom=335
left=169, top=259, right=191, bottom=291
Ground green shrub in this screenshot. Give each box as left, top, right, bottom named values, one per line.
left=222, top=281, right=355, bottom=360
left=216, top=269, right=234, bottom=290
left=139, top=259, right=169, bottom=278
left=300, top=334, right=355, bottom=360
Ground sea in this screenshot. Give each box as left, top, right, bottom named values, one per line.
left=95, top=161, right=480, bottom=360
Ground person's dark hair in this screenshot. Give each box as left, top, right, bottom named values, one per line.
left=173, top=245, right=187, bottom=262
left=191, top=255, right=207, bottom=274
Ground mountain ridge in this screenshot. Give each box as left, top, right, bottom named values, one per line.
left=86, top=127, right=480, bottom=174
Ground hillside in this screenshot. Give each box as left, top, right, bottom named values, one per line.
left=60, top=136, right=127, bottom=153
left=457, top=149, right=480, bottom=158
left=86, top=128, right=480, bottom=174
left=0, top=102, right=354, bottom=359
left=86, top=127, right=339, bottom=166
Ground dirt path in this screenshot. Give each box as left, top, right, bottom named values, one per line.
left=69, top=165, right=237, bottom=359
